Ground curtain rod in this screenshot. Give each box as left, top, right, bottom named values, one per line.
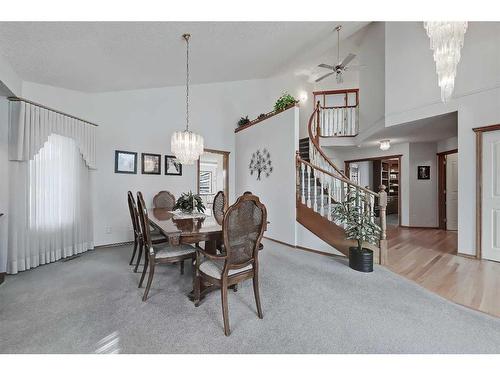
left=7, top=96, right=99, bottom=127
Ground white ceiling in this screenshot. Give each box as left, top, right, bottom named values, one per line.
left=0, top=22, right=368, bottom=92
left=360, top=111, right=458, bottom=148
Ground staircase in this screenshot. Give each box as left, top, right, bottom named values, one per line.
left=296, top=102, right=388, bottom=264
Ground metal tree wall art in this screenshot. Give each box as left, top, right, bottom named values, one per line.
left=249, top=149, right=273, bottom=180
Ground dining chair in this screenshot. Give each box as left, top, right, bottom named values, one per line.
left=127, top=191, right=170, bottom=273
left=194, top=193, right=267, bottom=336
left=153, top=190, right=176, bottom=209
left=136, top=192, right=196, bottom=302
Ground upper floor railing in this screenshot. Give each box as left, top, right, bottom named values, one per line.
left=313, top=89, right=359, bottom=137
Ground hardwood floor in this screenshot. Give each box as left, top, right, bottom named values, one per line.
left=386, top=226, right=500, bottom=319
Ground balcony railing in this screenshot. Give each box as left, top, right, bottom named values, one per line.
left=317, top=104, right=359, bottom=137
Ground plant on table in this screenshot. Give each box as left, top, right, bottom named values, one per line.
left=174, top=191, right=205, bottom=214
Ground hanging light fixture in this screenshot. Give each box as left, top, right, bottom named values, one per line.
left=424, top=22, right=468, bottom=103
left=171, top=33, right=204, bottom=165
left=379, top=140, right=391, bottom=151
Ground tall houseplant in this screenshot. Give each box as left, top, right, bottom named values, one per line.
left=332, top=187, right=381, bottom=272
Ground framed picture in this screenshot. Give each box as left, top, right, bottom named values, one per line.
left=115, top=150, right=137, bottom=174
left=141, top=153, right=161, bottom=175
left=417, top=165, right=430, bottom=180
left=165, top=155, right=182, bottom=176
left=199, top=171, right=213, bottom=195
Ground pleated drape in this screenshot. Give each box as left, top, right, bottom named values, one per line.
left=7, top=100, right=95, bottom=274
left=9, top=101, right=96, bottom=169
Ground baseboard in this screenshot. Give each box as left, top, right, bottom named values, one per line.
left=457, top=252, right=478, bottom=260
left=399, top=225, right=439, bottom=230
left=95, top=241, right=134, bottom=249
left=0, top=272, right=5, bottom=285
left=263, top=236, right=344, bottom=258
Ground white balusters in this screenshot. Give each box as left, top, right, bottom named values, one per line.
left=320, top=173, right=324, bottom=216
left=306, top=164, right=312, bottom=208
left=317, top=106, right=359, bottom=137
left=301, top=162, right=305, bottom=204
left=313, top=169, right=318, bottom=212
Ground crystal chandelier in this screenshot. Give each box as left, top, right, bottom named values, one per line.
left=171, top=33, right=204, bottom=165
left=424, top=22, right=468, bottom=103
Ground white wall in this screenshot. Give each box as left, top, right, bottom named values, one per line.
left=356, top=161, right=373, bottom=190
left=235, top=107, right=299, bottom=245
left=437, top=136, right=458, bottom=153
left=0, top=95, right=9, bottom=273
left=408, top=143, right=438, bottom=227
left=385, top=21, right=500, bottom=255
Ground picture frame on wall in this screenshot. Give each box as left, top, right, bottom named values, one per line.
left=199, top=171, right=213, bottom=194
left=141, top=153, right=161, bottom=175
left=115, top=150, right=137, bottom=174
left=417, top=165, right=430, bottom=180
left=165, top=155, right=183, bottom=176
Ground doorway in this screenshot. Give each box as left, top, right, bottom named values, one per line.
left=345, top=155, right=402, bottom=227
left=197, top=149, right=229, bottom=215
left=437, top=149, right=458, bottom=231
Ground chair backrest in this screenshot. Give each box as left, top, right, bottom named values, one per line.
left=136, top=192, right=153, bottom=250
left=223, top=193, right=267, bottom=266
left=153, top=191, right=176, bottom=209
left=212, top=190, right=225, bottom=224
left=127, top=191, right=141, bottom=239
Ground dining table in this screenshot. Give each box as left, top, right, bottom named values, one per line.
left=147, top=208, right=223, bottom=302
left=147, top=207, right=268, bottom=302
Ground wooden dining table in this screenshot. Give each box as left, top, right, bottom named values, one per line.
left=148, top=208, right=223, bottom=301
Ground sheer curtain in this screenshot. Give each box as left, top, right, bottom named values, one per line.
left=7, top=101, right=95, bottom=274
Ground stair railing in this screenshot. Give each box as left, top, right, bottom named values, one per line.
left=318, top=104, right=359, bottom=137
left=303, top=101, right=388, bottom=264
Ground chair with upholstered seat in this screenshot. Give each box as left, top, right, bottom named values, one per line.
left=136, top=192, right=196, bottom=302
left=153, top=190, right=176, bottom=210
left=194, top=193, right=267, bottom=336
left=127, top=191, right=169, bottom=273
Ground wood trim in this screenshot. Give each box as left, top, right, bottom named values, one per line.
left=94, top=241, right=133, bottom=249
left=437, top=148, right=458, bottom=156
left=197, top=149, right=230, bottom=210
left=476, top=131, right=483, bottom=259
left=312, top=88, right=359, bottom=95
left=8, top=96, right=99, bottom=127
left=234, top=104, right=297, bottom=133
left=472, top=123, right=500, bottom=259
left=344, top=154, right=404, bottom=164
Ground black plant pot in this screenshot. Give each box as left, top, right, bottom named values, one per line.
left=349, top=247, right=373, bottom=273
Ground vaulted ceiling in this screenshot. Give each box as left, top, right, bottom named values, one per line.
left=0, top=22, right=369, bottom=92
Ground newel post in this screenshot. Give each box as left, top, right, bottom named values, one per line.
left=316, top=100, right=321, bottom=141
left=378, top=185, right=388, bottom=265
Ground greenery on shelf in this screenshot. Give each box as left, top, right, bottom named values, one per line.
left=173, top=191, right=205, bottom=213
left=237, top=116, right=250, bottom=127
left=274, top=92, right=297, bottom=112
left=258, top=113, right=266, bottom=119
left=331, top=187, right=381, bottom=253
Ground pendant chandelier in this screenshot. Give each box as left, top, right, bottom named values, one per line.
left=424, top=22, right=468, bottom=103
left=171, top=33, right=204, bottom=165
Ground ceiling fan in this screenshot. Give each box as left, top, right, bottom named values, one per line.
left=316, top=25, right=359, bottom=83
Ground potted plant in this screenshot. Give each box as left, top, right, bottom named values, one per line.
left=237, top=116, right=250, bottom=127
left=173, top=191, right=205, bottom=214
left=331, top=187, right=381, bottom=272
left=274, top=92, right=297, bottom=112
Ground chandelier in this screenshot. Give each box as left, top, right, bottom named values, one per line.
left=171, top=33, right=204, bottom=165
left=424, top=22, right=468, bottom=103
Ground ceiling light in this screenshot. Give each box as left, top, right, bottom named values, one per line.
left=424, top=22, right=468, bottom=103
left=379, top=140, right=391, bottom=151
left=171, top=33, right=204, bottom=165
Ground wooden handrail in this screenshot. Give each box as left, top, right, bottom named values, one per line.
left=234, top=103, right=297, bottom=134
left=296, top=154, right=379, bottom=198
left=321, top=105, right=358, bottom=109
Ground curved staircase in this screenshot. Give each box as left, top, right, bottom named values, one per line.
left=296, top=102, right=388, bottom=264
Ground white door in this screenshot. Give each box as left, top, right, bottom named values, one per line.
left=446, top=153, right=458, bottom=230
left=482, top=131, right=500, bottom=261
